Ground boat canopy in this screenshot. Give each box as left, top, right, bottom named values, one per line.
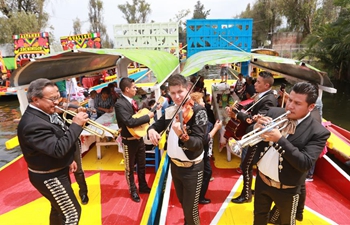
left=181, top=50, right=336, bottom=93
left=3, top=57, right=16, bottom=70
left=10, top=48, right=179, bottom=88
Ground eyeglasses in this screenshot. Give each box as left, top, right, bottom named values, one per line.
left=42, top=96, right=61, bottom=103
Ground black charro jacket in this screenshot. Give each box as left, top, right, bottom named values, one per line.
left=255, top=107, right=330, bottom=186
left=17, top=106, right=82, bottom=171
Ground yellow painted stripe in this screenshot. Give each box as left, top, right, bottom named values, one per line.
left=212, top=176, right=336, bottom=224
left=0, top=155, right=23, bottom=171
left=0, top=173, right=102, bottom=225
left=140, top=151, right=167, bottom=224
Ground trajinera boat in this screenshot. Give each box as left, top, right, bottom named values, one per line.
left=0, top=47, right=350, bottom=225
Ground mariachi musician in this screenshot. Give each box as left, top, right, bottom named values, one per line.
left=114, top=77, right=154, bottom=203
left=225, top=71, right=277, bottom=204
left=148, top=74, right=207, bottom=225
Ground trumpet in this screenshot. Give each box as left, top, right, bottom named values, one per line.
left=55, top=106, right=120, bottom=138
left=228, top=111, right=291, bottom=157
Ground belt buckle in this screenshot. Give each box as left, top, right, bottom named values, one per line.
left=270, top=180, right=280, bottom=189
left=173, top=159, right=184, bottom=167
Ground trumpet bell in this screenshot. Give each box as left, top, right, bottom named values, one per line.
left=228, top=137, right=242, bottom=158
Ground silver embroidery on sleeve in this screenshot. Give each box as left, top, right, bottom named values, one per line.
left=195, top=109, right=208, bottom=126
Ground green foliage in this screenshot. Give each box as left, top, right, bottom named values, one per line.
left=0, top=0, right=49, bottom=45
left=238, top=1, right=282, bottom=48
left=0, top=12, right=44, bottom=44
left=172, top=9, right=191, bottom=45
left=192, top=1, right=210, bottom=19
left=118, top=0, right=152, bottom=23
left=73, top=18, right=82, bottom=35
left=88, top=0, right=113, bottom=48
left=302, top=4, right=350, bottom=80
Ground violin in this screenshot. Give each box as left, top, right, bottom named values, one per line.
left=177, top=99, right=194, bottom=124
left=175, top=98, right=195, bottom=142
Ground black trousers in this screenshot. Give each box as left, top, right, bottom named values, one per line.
left=73, top=141, right=88, bottom=197
left=28, top=167, right=81, bottom=225
left=238, top=145, right=257, bottom=199
left=269, top=182, right=306, bottom=223
left=200, top=147, right=212, bottom=200
left=122, top=138, right=148, bottom=193
left=171, top=160, right=204, bottom=225
left=254, top=172, right=299, bottom=225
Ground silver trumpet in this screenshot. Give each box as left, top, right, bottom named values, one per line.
left=228, top=111, right=291, bottom=157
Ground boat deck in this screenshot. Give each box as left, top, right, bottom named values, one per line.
left=165, top=141, right=350, bottom=224
left=1, top=139, right=350, bottom=224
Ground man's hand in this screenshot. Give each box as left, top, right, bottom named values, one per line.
left=70, top=161, right=77, bottom=173
left=255, top=116, right=282, bottom=142
left=77, top=107, right=87, bottom=113
left=148, top=129, right=160, bottom=146
left=148, top=111, right=154, bottom=119
left=254, top=116, right=272, bottom=131
left=106, top=107, right=114, bottom=113
left=261, top=128, right=282, bottom=143
left=225, top=106, right=237, bottom=119
left=72, top=112, right=89, bottom=127
left=172, top=121, right=185, bottom=137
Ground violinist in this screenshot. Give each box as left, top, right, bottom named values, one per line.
left=226, top=71, right=277, bottom=204
left=148, top=74, right=208, bottom=225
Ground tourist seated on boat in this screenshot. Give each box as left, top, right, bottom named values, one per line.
left=113, top=81, right=122, bottom=94
left=234, top=73, right=246, bottom=100
left=243, top=76, right=256, bottom=100
left=108, top=82, right=120, bottom=103
left=87, top=90, right=98, bottom=120
left=139, top=94, right=149, bottom=109
left=94, top=87, right=114, bottom=118
left=160, top=84, right=173, bottom=105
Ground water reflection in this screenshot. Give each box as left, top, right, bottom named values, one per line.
left=0, top=96, right=22, bottom=168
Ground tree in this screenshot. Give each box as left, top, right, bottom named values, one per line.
left=172, top=9, right=191, bottom=44
left=88, top=0, right=113, bottom=48
left=118, top=0, right=152, bottom=23
left=238, top=1, right=282, bottom=48
left=0, top=0, right=49, bottom=45
left=73, top=18, right=83, bottom=35
left=275, top=0, right=318, bottom=37
left=192, top=1, right=210, bottom=19
left=302, top=0, right=350, bottom=80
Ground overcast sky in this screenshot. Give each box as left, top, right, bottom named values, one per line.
left=45, top=0, right=255, bottom=43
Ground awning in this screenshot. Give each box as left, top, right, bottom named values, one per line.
left=3, top=57, right=16, bottom=70
left=10, top=48, right=179, bottom=87
left=181, top=49, right=336, bottom=93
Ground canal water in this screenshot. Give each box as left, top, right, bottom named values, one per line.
left=1, top=78, right=350, bottom=168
